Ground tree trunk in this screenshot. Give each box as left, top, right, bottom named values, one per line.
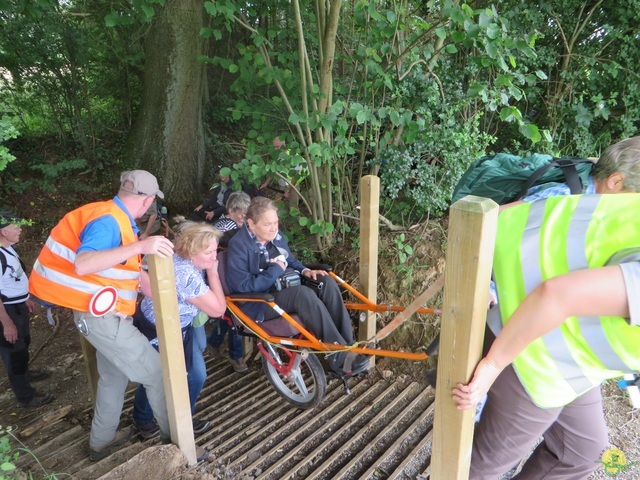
left=127, top=0, right=206, bottom=211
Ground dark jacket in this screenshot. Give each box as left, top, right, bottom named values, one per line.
left=226, top=224, right=306, bottom=321
left=201, top=180, right=234, bottom=219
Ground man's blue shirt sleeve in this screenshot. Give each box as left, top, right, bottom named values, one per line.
left=77, top=215, right=122, bottom=253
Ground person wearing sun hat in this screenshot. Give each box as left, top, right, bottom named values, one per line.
left=29, top=170, right=178, bottom=461
left=0, top=211, right=54, bottom=408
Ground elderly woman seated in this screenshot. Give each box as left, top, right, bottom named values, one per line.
left=225, top=197, right=369, bottom=377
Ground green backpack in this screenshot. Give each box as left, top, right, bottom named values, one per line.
left=451, top=153, right=595, bottom=205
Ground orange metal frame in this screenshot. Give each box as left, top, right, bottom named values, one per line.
left=226, top=273, right=441, bottom=362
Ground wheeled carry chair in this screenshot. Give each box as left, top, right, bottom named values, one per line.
left=216, top=251, right=437, bottom=409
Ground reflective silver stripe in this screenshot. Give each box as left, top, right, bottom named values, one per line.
left=542, top=196, right=600, bottom=394
left=45, top=236, right=76, bottom=263
left=97, top=267, right=140, bottom=281
left=567, top=196, right=626, bottom=370
left=45, top=237, right=139, bottom=281
left=580, top=316, right=628, bottom=371
left=521, top=201, right=546, bottom=295
left=33, top=260, right=138, bottom=301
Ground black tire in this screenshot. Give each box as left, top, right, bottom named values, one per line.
left=261, top=343, right=326, bottom=409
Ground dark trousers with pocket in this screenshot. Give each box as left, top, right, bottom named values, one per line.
left=471, top=363, right=608, bottom=480
left=0, top=302, right=37, bottom=404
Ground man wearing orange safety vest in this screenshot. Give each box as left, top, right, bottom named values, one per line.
left=30, top=170, right=174, bottom=461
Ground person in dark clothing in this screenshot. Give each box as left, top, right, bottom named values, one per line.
left=0, top=211, right=53, bottom=408
left=192, top=174, right=234, bottom=223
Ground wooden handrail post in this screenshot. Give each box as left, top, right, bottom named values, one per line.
left=359, top=175, right=380, bottom=363
left=147, top=255, right=197, bottom=465
left=78, top=336, right=98, bottom=407
left=431, top=195, right=498, bottom=479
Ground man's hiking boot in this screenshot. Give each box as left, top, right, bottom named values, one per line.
left=133, top=419, right=160, bottom=440
left=19, top=392, right=54, bottom=408
left=89, top=426, right=134, bottom=462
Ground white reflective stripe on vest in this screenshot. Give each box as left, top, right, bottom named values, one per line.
left=33, top=260, right=138, bottom=301
left=44, top=237, right=139, bottom=281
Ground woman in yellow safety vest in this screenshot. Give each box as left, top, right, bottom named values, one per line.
left=453, top=193, right=640, bottom=479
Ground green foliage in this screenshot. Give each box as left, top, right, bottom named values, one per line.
left=104, top=0, right=165, bottom=26
left=202, top=0, right=556, bottom=240
left=0, top=117, right=19, bottom=171
left=4, top=157, right=89, bottom=194
left=2, top=0, right=639, bottom=237
left=495, top=0, right=640, bottom=154
left=393, top=233, right=414, bottom=264
left=0, top=430, right=19, bottom=476
left=0, top=0, right=146, bottom=168
left=0, top=425, right=68, bottom=479
left=374, top=110, right=492, bottom=220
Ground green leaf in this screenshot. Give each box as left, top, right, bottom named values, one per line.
left=141, top=3, right=155, bottom=19
left=356, top=109, right=369, bottom=124
left=288, top=112, right=301, bottom=124
left=535, top=70, right=548, bottom=80
left=228, top=64, right=238, bottom=73
left=485, top=41, right=498, bottom=58
left=435, top=27, right=446, bottom=39
left=499, top=106, right=522, bottom=122
left=104, top=13, right=118, bottom=27
left=390, top=110, right=400, bottom=125
left=519, top=123, right=541, bottom=143
left=486, top=24, right=500, bottom=39
left=445, top=44, right=458, bottom=54
left=478, top=12, right=490, bottom=28
left=451, top=31, right=466, bottom=42
left=299, top=217, right=309, bottom=226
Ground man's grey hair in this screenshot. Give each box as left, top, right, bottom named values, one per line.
left=226, top=191, right=251, bottom=212
left=593, top=136, right=640, bottom=192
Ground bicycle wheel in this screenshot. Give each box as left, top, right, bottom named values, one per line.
left=261, top=343, right=326, bottom=409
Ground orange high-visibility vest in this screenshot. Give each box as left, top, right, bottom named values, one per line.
left=29, top=200, right=140, bottom=315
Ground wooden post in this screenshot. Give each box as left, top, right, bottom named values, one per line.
left=79, top=336, right=98, bottom=407
left=147, top=255, right=197, bottom=466
left=359, top=175, right=379, bottom=362
left=431, top=195, right=498, bottom=480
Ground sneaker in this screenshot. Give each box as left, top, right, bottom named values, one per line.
left=230, top=357, right=248, bottom=373
left=133, top=419, right=160, bottom=439
left=29, top=369, right=50, bottom=382
left=89, top=426, right=134, bottom=462
left=19, top=392, right=54, bottom=408
left=192, top=419, right=210, bottom=435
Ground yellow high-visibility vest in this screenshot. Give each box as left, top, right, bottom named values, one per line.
left=493, top=194, right=640, bottom=408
